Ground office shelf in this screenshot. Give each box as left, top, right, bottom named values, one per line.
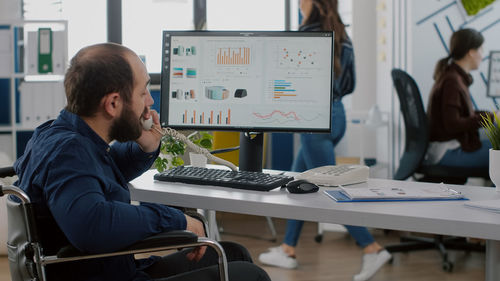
left=0, top=20, right=67, bottom=161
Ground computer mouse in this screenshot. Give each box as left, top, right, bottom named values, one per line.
left=286, top=179, right=319, bottom=194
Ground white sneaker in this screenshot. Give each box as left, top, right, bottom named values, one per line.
left=267, top=246, right=282, bottom=252
left=258, top=246, right=298, bottom=269
left=353, top=249, right=391, bottom=281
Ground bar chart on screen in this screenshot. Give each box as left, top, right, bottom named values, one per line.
left=180, top=108, right=232, bottom=125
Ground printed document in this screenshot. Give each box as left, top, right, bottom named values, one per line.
left=339, top=181, right=464, bottom=200
left=465, top=199, right=500, bottom=213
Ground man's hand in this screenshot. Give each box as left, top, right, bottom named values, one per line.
left=185, top=215, right=207, bottom=262
left=136, top=110, right=162, bottom=153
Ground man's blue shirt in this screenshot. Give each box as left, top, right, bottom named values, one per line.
left=14, top=109, right=186, bottom=281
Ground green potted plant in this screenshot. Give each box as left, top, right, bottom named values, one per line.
left=154, top=131, right=213, bottom=172
left=480, top=112, right=500, bottom=190
left=187, top=131, right=214, bottom=150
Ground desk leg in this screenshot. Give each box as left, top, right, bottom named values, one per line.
left=485, top=240, right=500, bottom=281
left=207, top=210, right=221, bottom=241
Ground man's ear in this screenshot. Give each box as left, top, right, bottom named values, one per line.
left=102, top=92, right=122, bottom=118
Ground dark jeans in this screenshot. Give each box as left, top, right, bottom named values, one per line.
left=286, top=101, right=376, bottom=249
left=145, top=241, right=271, bottom=281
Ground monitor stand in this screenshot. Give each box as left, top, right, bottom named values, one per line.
left=238, top=132, right=263, bottom=172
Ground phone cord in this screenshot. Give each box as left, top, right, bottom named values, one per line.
left=153, top=127, right=238, bottom=171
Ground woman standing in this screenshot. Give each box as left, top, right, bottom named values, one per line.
left=258, top=1, right=391, bottom=281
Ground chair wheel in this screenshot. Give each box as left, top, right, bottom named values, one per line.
left=314, top=234, right=323, bottom=243
left=442, top=261, right=453, bottom=272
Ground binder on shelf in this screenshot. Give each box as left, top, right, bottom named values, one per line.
left=324, top=181, right=467, bottom=202
left=26, top=31, right=38, bottom=75
left=0, top=28, right=11, bottom=76
left=26, top=30, right=65, bottom=75
left=39, top=83, right=51, bottom=122
left=0, top=79, right=9, bottom=125
left=51, top=30, right=66, bottom=75
left=19, top=81, right=66, bottom=129
left=52, top=81, right=66, bottom=118
left=37, top=28, right=53, bottom=74
left=19, top=82, right=34, bottom=128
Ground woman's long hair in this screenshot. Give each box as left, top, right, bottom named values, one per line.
left=433, top=28, right=484, bottom=81
left=301, top=0, right=346, bottom=78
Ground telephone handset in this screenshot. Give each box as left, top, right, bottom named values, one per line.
left=141, top=118, right=238, bottom=171
left=142, top=117, right=153, bottom=131
left=294, top=164, right=369, bottom=186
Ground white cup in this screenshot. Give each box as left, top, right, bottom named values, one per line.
left=490, top=149, right=500, bottom=191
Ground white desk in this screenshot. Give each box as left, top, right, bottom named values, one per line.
left=129, top=169, right=500, bottom=280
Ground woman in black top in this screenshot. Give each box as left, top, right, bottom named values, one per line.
left=258, top=1, right=390, bottom=281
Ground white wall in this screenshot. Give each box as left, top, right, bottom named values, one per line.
left=0, top=0, right=21, bottom=21
left=411, top=0, right=500, bottom=111
left=335, top=0, right=385, bottom=171
left=366, top=0, right=500, bottom=178
left=351, top=0, right=378, bottom=112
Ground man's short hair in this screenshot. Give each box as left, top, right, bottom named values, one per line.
left=64, top=43, right=134, bottom=117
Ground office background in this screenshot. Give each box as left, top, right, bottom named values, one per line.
left=1, top=0, right=499, bottom=179
left=0, top=2, right=498, bottom=280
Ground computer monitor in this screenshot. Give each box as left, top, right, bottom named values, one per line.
left=487, top=50, right=500, bottom=98
left=160, top=31, right=334, bottom=171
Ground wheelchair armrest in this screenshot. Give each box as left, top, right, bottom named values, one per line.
left=56, top=230, right=198, bottom=258
left=126, top=230, right=197, bottom=250
left=184, top=210, right=210, bottom=237
left=0, top=166, right=15, bottom=178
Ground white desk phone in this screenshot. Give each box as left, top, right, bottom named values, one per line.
left=295, top=164, right=370, bottom=186
left=143, top=118, right=370, bottom=185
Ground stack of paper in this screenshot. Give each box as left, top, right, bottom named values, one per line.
left=325, top=182, right=466, bottom=202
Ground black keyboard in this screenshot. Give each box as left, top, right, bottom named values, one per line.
left=154, top=166, right=294, bottom=191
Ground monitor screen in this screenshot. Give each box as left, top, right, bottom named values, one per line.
left=487, top=50, right=500, bottom=98
left=160, top=31, right=334, bottom=133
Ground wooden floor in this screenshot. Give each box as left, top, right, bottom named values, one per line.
left=0, top=212, right=485, bottom=281
left=218, top=212, right=484, bottom=281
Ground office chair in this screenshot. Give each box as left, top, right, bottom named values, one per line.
left=0, top=166, right=228, bottom=281
left=386, top=69, right=485, bottom=272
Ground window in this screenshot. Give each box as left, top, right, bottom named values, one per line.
left=122, top=0, right=194, bottom=74
left=338, top=0, right=353, bottom=37
left=23, top=0, right=107, bottom=60
left=206, top=0, right=285, bottom=30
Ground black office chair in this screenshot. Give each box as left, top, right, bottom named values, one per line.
left=0, top=166, right=228, bottom=281
left=386, top=69, right=486, bottom=272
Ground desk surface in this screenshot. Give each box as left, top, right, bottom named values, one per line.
left=129, top=169, right=500, bottom=241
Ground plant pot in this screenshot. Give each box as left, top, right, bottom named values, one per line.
left=189, top=152, right=207, bottom=168
left=490, top=149, right=500, bottom=191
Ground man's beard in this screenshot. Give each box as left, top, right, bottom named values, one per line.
left=109, top=104, right=143, bottom=142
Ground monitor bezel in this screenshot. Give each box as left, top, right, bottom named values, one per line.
left=160, top=30, right=334, bottom=133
